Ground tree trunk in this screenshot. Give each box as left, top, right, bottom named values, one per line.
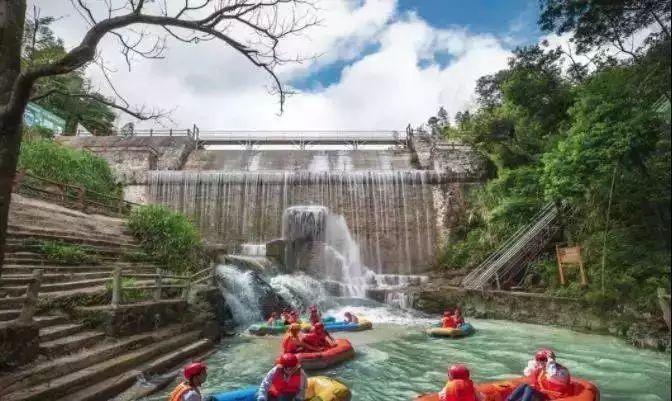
left=0, top=0, right=28, bottom=277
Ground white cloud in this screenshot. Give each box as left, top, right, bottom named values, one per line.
left=30, top=0, right=515, bottom=130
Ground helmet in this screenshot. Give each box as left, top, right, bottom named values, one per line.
left=289, top=323, right=302, bottom=333
left=277, top=353, right=299, bottom=368
left=443, top=311, right=451, bottom=317
left=535, top=350, right=549, bottom=362
left=314, top=322, right=324, bottom=331
left=540, top=348, right=556, bottom=360
left=184, top=362, right=206, bottom=380
left=448, top=364, right=470, bottom=380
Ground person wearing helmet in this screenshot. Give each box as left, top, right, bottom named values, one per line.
left=281, top=311, right=291, bottom=325
left=442, top=311, right=457, bottom=329
left=282, top=323, right=321, bottom=354
left=288, top=311, right=300, bottom=324
left=438, top=364, right=483, bottom=401
left=168, top=362, right=208, bottom=401
left=308, top=305, right=321, bottom=325
left=257, top=353, right=308, bottom=401
left=454, top=307, right=465, bottom=326
left=343, top=311, right=359, bottom=324
left=507, top=348, right=571, bottom=401
left=302, top=322, right=336, bottom=350
left=267, top=312, right=279, bottom=326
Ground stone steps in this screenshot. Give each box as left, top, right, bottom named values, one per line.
left=2, top=265, right=116, bottom=274
left=39, top=330, right=106, bottom=358
left=2, top=278, right=110, bottom=296
left=0, top=272, right=111, bottom=286
left=5, top=243, right=138, bottom=257
left=3, top=330, right=203, bottom=401
left=59, top=338, right=213, bottom=401
left=7, top=225, right=135, bottom=245
left=0, top=309, right=20, bottom=321
left=39, top=323, right=86, bottom=342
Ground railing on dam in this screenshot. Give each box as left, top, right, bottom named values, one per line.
left=114, top=128, right=409, bottom=149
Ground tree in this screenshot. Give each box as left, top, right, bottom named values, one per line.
left=539, top=0, right=671, bottom=58
left=437, top=106, right=449, bottom=125
left=0, top=0, right=318, bottom=272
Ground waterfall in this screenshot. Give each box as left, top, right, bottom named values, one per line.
left=215, top=264, right=264, bottom=323
left=240, top=243, right=266, bottom=256
left=148, top=170, right=445, bottom=274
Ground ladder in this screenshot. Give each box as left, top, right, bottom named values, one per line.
left=462, top=202, right=561, bottom=290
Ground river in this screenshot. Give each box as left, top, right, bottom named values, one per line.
left=145, top=302, right=671, bottom=401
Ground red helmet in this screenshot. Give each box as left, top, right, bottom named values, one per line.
left=443, top=311, right=451, bottom=317
left=535, top=350, right=549, bottom=362
left=277, top=353, right=299, bottom=368
left=184, top=362, right=206, bottom=380
left=448, top=364, right=470, bottom=380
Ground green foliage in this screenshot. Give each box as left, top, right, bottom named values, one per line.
left=106, top=277, right=146, bottom=303
left=437, top=26, right=671, bottom=311
left=18, top=138, right=121, bottom=197
left=127, top=205, right=206, bottom=274
left=121, top=250, right=153, bottom=263
left=40, top=241, right=100, bottom=265
left=23, top=15, right=116, bottom=134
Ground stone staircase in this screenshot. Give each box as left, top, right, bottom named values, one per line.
left=0, top=195, right=215, bottom=400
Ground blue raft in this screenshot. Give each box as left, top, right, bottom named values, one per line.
left=323, top=319, right=372, bottom=332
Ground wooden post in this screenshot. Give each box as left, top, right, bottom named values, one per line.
left=182, top=274, right=192, bottom=300
left=150, top=128, right=154, bottom=137
left=657, top=288, right=671, bottom=330
left=495, top=273, right=501, bottom=290
left=111, top=267, right=122, bottom=307
left=118, top=199, right=124, bottom=215
left=77, top=187, right=86, bottom=211
left=556, top=245, right=566, bottom=285
left=154, top=269, right=163, bottom=301
left=17, top=269, right=43, bottom=323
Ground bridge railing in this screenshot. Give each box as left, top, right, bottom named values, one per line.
left=196, top=130, right=408, bottom=143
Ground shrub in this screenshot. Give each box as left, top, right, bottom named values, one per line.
left=18, top=138, right=120, bottom=198
left=40, top=241, right=100, bottom=265
left=126, top=205, right=206, bottom=274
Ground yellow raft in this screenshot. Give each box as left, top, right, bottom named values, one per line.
left=306, top=376, right=352, bottom=401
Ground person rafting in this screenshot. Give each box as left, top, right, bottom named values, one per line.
left=267, top=312, right=279, bottom=326
left=257, top=353, right=308, bottom=401
left=454, top=307, right=465, bottom=326
left=282, top=323, right=321, bottom=354
left=288, top=311, right=300, bottom=324
left=441, top=311, right=457, bottom=329
left=506, top=348, right=572, bottom=401
left=281, top=310, right=291, bottom=325
left=302, top=322, right=336, bottom=350
left=308, top=305, right=321, bottom=325
left=168, top=362, right=209, bottom=401
left=344, top=311, right=359, bottom=324
left=438, top=364, right=483, bottom=401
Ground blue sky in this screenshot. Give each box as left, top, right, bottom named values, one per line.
left=292, top=0, right=541, bottom=90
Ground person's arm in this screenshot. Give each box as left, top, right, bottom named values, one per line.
left=299, top=338, right=321, bottom=352
left=295, top=370, right=308, bottom=400
left=182, top=390, right=202, bottom=401
left=257, top=366, right=278, bottom=401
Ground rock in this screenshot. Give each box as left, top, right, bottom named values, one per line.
left=0, top=321, right=40, bottom=371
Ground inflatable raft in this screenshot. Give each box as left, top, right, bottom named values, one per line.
left=323, top=319, right=373, bottom=333
left=414, top=376, right=599, bottom=401
left=248, top=322, right=312, bottom=336
left=212, top=376, right=351, bottom=401
left=296, top=338, right=355, bottom=370
left=426, top=323, right=475, bottom=338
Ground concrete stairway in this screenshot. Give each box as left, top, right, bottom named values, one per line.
left=0, top=324, right=213, bottom=401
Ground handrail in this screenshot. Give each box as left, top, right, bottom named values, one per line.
left=13, top=170, right=138, bottom=217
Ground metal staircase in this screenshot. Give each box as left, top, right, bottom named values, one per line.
left=462, top=202, right=562, bottom=290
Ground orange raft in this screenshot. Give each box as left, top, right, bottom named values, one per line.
left=414, top=377, right=599, bottom=401
left=296, top=339, right=355, bottom=370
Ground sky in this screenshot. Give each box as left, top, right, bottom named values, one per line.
left=32, top=0, right=545, bottom=130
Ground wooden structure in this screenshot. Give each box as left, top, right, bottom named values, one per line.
left=556, top=244, right=588, bottom=286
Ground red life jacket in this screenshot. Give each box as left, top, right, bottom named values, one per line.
left=309, top=311, right=320, bottom=324
left=538, top=363, right=572, bottom=399
left=282, top=335, right=301, bottom=353
left=268, top=366, right=302, bottom=397
left=442, top=316, right=457, bottom=329
left=439, top=379, right=478, bottom=401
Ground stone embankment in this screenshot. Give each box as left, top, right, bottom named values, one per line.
left=403, top=278, right=671, bottom=352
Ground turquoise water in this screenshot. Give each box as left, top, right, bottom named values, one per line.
left=147, top=305, right=671, bottom=401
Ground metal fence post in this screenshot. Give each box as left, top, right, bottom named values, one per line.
left=111, top=267, right=122, bottom=307
left=17, top=269, right=43, bottom=323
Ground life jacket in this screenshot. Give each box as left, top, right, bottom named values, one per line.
left=442, top=316, right=457, bottom=329
left=438, top=379, right=478, bottom=401
left=537, top=362, right=572, bottom=399
left=168, top=382, right=199, bottom=401
left=268, top=366, right=302, bottom=397
left=282, top=334, right=302, bottom=353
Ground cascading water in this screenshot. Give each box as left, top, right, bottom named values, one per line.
left=148, top=170, right=449, bottom=274
left=240, top=244, right=266, bottom=256
left=215, top=264, right=264, bottom=323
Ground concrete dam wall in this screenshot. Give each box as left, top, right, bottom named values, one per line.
left=58, top=135, right=485, bottom=274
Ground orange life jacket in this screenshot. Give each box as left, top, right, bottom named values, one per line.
left=442, top=316, right=457, bottom=329
left=537, top=363, right=572, bottom=399
left=168, top=382, right=199, bottom=401
left=439, top=379, right=478, bottom=401
left=268, top=366, right=302, bottom=397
